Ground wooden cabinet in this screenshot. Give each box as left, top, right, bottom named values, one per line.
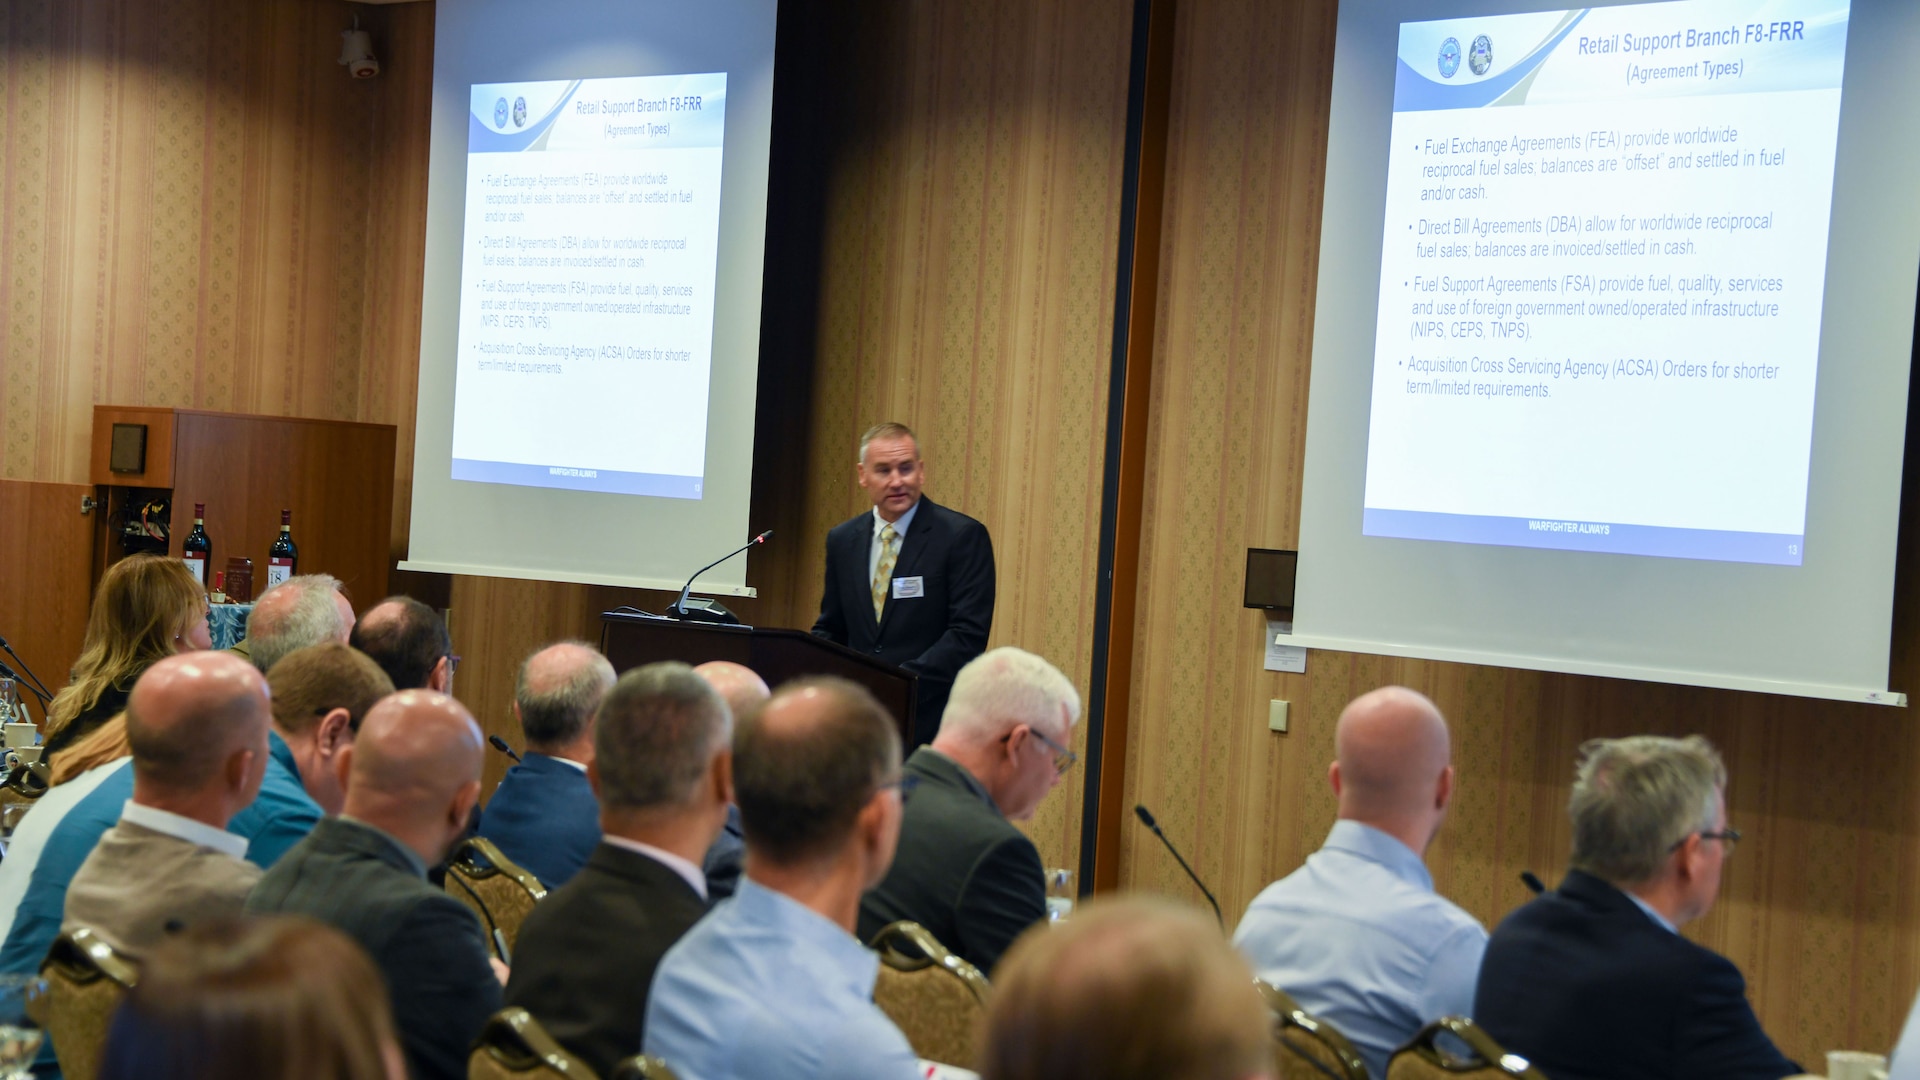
left=90, top=407, right=397, bottom=610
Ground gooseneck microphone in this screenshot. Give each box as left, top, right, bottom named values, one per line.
left=669, top=530, right=773, bottom=622
left=487, top=735, right=522, bottom=764
left=1134, top=804, right=1224, bottom=930
left=0, top=636, right=51, bottom=701
left=1520, top=870, right=1546, bottom=895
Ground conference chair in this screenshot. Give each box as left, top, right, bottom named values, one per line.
left=468, top=1007, right=597, bottom=1080
left=1386, top=1017, right=1552, bottom=1080
left=608, top=1056, right=684, bottom=1080
left=867, top=920, right=990, bottom=1068
left=33, top=928, right=140, bottom=1080
left=1257, top=980, right=1369, bottom=1080
left=445, top=836, right=547, bottom=962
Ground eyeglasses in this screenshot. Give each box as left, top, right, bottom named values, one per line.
left=876, top=773, right=922, bottom=800
left=1671, top=827, right=1742, bottom=853
left=447, top=654, right=462, bottom=675
left=1006, top=725, right=1078, bottom=775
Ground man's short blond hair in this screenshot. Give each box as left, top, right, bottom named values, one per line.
left=858, top=422, right=919, bottom=463
left=981, top=896, right=1270, bottom=1080
left=1569, top=735, right=1726, bottom=885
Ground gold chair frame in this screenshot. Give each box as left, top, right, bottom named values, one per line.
left=607, top=1055, right=683, bottom=1080
left=868, top=920, right=990, bottom=1067
left=467, top=1006, right=596, bottom=1079
left=34, top=927, right=140, bottom=1080
left=1258, top=980, right=1370, bottom=1080
left=444, top=836, right=547, bottom=960
left=1387, top=1016, right=1552, bottom=1080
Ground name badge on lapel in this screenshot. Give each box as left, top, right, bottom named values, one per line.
left=892, top=576, right=925, bottom=600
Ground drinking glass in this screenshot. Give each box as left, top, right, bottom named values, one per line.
left=0, top=975, right=46, bottom=1080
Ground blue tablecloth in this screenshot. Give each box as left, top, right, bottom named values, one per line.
left=208, top=603, right=255, bottom=650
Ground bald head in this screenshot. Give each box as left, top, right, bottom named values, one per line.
left=348, top=597, right=451, bottom=691
left=126, top=652, right=271, bottom=797
left=1332, top=687, right=1453, bottom=851
left=343, top=691, right=484, bottom=862
left=515, top=641, right=615, bottom=752
left=693, top=661, right=770, bottom=720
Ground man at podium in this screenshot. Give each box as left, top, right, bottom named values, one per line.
left=812, top=423, right=995, bottom=745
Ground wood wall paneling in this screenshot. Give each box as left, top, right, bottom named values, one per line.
left=1120, top=0, right=1920, bottom=1065
left=796, top=0, right=1136, bottom=877
left=0, top=481, right=96, bottom=702
left=0, top=0, right=432, bottom=561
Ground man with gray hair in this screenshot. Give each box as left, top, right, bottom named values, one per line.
left=234, top=573, right=354, bottom=674
left=478, top=641, right=616, bottom=886
left=857, top=646, right=1079, bottom=974
left=1475, top=735, right=1800, bottom=1080
left=504, top=662, right=732, bottom=1076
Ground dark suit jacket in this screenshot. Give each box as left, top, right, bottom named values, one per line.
left=1474, top=870, right=1800, bottom=1080
left=811, top=497, right=995, bottom=744
left=476, top=752, right=601, bottom=887
left=247, top=817, right=501, bottom=1080
left=702, top=805, right=744, bottom=901
left=504, top=842, right=709, bottom=1076
left=856, top=749, right=1045, bottom=975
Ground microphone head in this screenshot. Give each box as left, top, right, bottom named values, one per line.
left=754, top=529, right=773, bottom=543
left=488, top=735, right=515, bottom=755
left=1133, top=804, right=1157, bottom=828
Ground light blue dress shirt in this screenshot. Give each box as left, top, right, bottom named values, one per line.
left=643, top=878, right=920, bottom=1080
left=1234, top=820, right=1488, bottom=1079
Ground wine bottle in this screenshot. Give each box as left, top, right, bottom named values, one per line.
left=266, top=509, right=298, bottom=590
left=182, top=503, right=212, bottom=586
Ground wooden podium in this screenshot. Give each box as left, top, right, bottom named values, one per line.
left=599, top=612, right=918, bottom=742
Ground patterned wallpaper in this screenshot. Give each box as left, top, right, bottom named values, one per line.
left=1122, top=0, right=1920, bottom=1064
left=0, top=0, right=431, bottom=550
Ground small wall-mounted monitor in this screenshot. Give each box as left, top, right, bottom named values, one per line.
left=109, top=424, right=147, bottom=474
left=1243, top=548, right=1298, bottom=615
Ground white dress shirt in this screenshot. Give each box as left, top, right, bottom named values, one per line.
left=119, top=800, right=250, bottom=858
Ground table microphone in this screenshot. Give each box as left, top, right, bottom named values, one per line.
left=1134, top=804, right=1224, bottom=930
left=0, top=636, right=51, bottom=700
left=1520, top=870, right=1546, bottom=895
left=487, top=735, right=522, bottom=764
left=669, top=530, right=773, bottom=623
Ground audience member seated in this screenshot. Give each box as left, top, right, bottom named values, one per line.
left=691, top=659, right=769, bottom=899
left=236, top=572, right=354, bottom=674
left=0, top=660, right=336, bottom=978
left=0, top=718, right=132, bottom=942
left=43, top=554, right=210, bottom=764
left=248, top=690, right=500, bottom=1080
left=645, top=677, right=920, bottom=1080
left=64, top=652, right=271, bottom=954
left=99, top=915, right=406, bottom=1080
left=981, top=896, right=1273, bottom=1080
left=505, top=662, right=732, bottom=1075
left=1233, top=686, right=1485, bottom=1079
left=857, top=646, right=1079, bottom=975
left=1475, top=735, right=1801, bottom=1080
left=350, top=596, right=453, bottom=692
left=227, top=642, right=394, bottom=862
left=477, top=641, right=615, bottom=886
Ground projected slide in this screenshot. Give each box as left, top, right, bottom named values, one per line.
left=450, top=73, right=727, bottom=498
left=1361, top=0, right=1848, bottom=565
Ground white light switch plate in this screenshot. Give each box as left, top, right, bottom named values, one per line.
left=1268, top=700, right=1290, bottom=732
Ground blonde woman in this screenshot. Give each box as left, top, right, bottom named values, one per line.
left=43, top=554, right=210, bottom=763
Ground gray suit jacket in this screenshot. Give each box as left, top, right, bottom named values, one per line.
left=247, top=817, right=501, bottom=1080
left=63, top=819, right=261, bottom=955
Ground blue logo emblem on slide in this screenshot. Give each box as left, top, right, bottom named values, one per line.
left=512, top=96, right=527, bottom=127
left=1468, top=34, right=1493, bottom=76
left=1438, top=37, right=1461, bottom=78
left=493, top=98, right=508, bottom=128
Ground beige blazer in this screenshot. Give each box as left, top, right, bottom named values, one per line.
left=63, top=819, right=261, bottom=955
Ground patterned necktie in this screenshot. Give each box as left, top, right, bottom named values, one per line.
left=872, top=523, right=898, bottom=620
